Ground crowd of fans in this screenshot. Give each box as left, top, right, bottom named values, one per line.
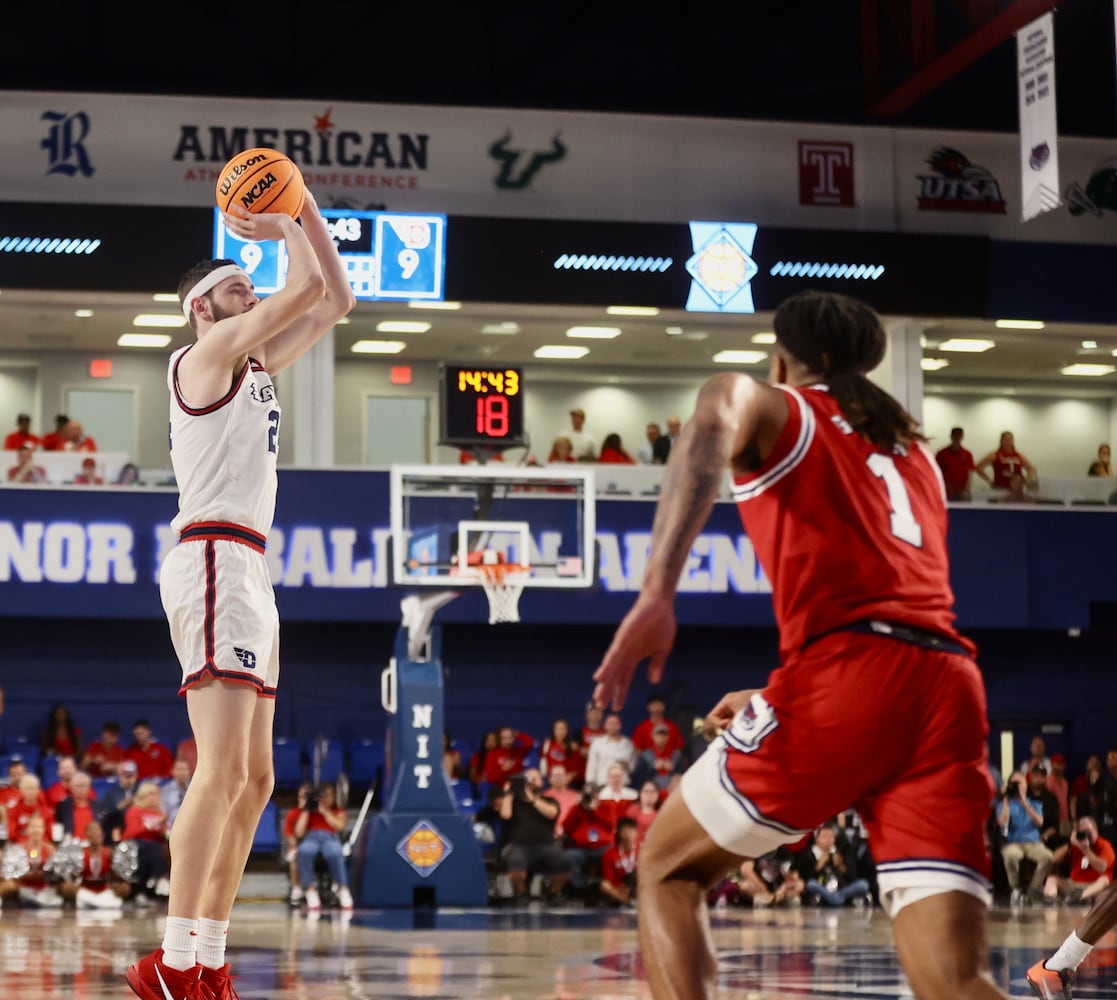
left=3, top=412, right=146, bottom=487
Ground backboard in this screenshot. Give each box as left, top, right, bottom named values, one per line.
left=390, top=464, right=596, bottom=590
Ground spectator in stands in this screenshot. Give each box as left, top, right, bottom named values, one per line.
left=632, top=723, right=683, bottom=792
left=540, top=718, right=584, bottom=787
left=934, top=426, right=976, bottom=501
left=1042, top=814, right=1115, bottom=905
left=976, top=430, right=1037, bottom=490
left=39, top=413, right=69, bottom=451
left=682, top=717, right=718, bottom=771
left=124, top=719, right=174, bottom=780
left=120, top=781, right=170, bottom=903
left=82, top=720, right=125, bottom=778
left=174, top=735, right=197, bottom=778
left=61, top=419, right=97, bottom=452
left=794, top=821, right=872, bottom=907
left=987, top=471, right=1044, bottom=504
left=6, top=442, right=48, bottom=484
left=443, top=730, right=467, bottom=782
left=564, top=407, right=597, bottom=461
left=289, top=782, right=353, bottom=911
left=41, top=703, right=82, bottom=759
left=469, top=729, right=499, bottom=796
left=1020, top=735, right=1053, bottom=777
left=653, top=415, right=681, bottom=464
left=55, top=770, right=106, bottom=838
left=636, top=423, right=663, bottom=465
left=6, top=773, right=54, bottom=844
left=545, top=763, right=581, bottom=835
left=632, top=691, right=685, bottom=756
left=115, top=462, right=143, bottom=486
left=584, top=713, right=636, bottom=788
left=497, top=768, right=571, bottom=904
left=1089, top=444, right=1114, bottom=477
left=547, top=436, right=576, bottom=463
left=58, top=819, right=128, bottom=909
left=598, top=433, right=636, bottom=464
left=998, top=769, right=1053, bottom=905
left=1071, top=753, right=1103, bottom=822
left=482, top=726, right=535, bottom=785
left=44, top=754, right=78, bottom=808
left=0, top=758, right=46, bottom=827
left=626, top=779, right=663, bottom=845
left=1096, top=748, right=1117, bottom=846
left=72, top=456, right=104, bottom=485
left=562, top=782, right=616, bottom=899
left=748, top=850, right=806, bottom=907
left=99, top=759, right=139, bottom=842
left=0, top=814, right=60, bottom=908
left=599, top=815, right=640, bottom=907
left=1026, top=764, right=1063, bottom=852
left=4, top=413, right=39, bottom=451
left=160, top=758, right=192, bottom=832
left=1047, top=753, right=1071, bottom=834
left=581, top=702, right=605, bottom=749
left=597, top=761, right=639, bottom=834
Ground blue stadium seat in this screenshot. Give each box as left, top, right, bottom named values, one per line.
left=5, top=738, right=40, bottom=772
left=307, top=738, right=345, bottom=785
left=39, top=756, right=59, bottom=788
left=347, top=739, right=385, bottom=788
left=273, top=738, right=303, bottom=789
left=449, top=779, right=476, bottom=816
left=251, top=800, right=280, bottom=854
left=91, top=777, right=117, bottom=799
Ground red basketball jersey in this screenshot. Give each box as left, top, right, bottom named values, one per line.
left=731, top=384, right=970, bottom=659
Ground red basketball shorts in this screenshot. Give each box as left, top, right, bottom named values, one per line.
left=679, top=629, right=994, bottom=915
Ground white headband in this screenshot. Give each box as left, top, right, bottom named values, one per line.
left=181, top=264, right=249, bottom=318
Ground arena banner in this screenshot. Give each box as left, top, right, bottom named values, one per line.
left=0, top=471, right=1115, bottom=630
left=2, top=89, right=1117, bottom=242
left=1017, top=13, right=1061, bottom=222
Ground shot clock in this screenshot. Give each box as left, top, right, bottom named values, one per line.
left=438, top=363, right=525, bottom=449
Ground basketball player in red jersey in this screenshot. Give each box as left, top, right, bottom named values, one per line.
left=594, top=290, right=1001, bottom=1000
left=127, top=190, right=355, bottom=1000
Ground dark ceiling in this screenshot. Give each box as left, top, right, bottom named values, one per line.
left=3, top=1, right=1116, bottom=138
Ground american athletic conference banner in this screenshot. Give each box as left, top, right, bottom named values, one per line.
left=1017, top=13, right=1061, bottom=222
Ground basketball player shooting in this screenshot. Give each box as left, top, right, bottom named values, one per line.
left=127, top=190, right=355, bottom=1000
left=593, top=290, right=1006, bottom=1000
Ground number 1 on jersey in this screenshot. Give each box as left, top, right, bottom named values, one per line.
left=867, top=452, right=923, bottom=547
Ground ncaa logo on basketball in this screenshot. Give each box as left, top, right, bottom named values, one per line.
left=238, top=171, right=280, bottom=210
left=396, top=820, right=453, bottom=877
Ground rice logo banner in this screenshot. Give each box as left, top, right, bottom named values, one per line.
left=1017, top=12, right=1062, bottom=221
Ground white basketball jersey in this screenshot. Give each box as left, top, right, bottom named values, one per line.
left=167, top=346, right=281, bottom=537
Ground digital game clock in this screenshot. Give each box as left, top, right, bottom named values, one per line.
left=438, top=363, right=525, bottom=449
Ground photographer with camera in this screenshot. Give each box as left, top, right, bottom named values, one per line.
left=497, top=768, right=572, bottom=904
left=1040, top=814, right=1114, bottom=906
left=286, top=782, right=352, bottom=912
left=563, top=783, right=617, bottom=902
left=997, top=769, right=1053, bottom=907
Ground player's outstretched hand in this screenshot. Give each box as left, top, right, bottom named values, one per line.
left=221, top=204, right=293, bottom=243
left=593, top=592, right=677, bottom=712
left=706, top=689, right=761, bottom=732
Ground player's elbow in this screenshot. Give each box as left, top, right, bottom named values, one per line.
left=293, top=273, right=327, bottom=308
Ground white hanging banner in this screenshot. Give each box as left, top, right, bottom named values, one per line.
left=1017, top=12, right=1061, bottom=222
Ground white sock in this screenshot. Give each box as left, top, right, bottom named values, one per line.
left=197, top=918, right=230, bottom=970
left=161, top=917, right=199, bottom=971
left=1049, top=930, right=1093, bottom=973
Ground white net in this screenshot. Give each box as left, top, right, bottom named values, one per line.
left=477, top=565, right=531, bottom=624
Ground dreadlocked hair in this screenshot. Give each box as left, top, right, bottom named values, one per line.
left=773, top=290, right=925, bottom=452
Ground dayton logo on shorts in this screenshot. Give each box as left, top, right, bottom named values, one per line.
left=233, top=647, right=257, bottom=670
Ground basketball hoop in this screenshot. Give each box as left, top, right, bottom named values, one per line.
left=474, top=563, right=532, bottom=624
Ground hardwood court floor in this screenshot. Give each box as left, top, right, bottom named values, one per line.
left=0, top=899, right=1113, bottom=999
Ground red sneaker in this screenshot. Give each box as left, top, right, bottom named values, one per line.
left=126, top=948, right=213, bottom=1000
left=1026, top=959, right=1074, bottom=1000
left=199, top=963, right=241, bottom=1000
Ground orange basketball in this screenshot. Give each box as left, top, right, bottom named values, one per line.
left=215, top=147, right=305, bottom=219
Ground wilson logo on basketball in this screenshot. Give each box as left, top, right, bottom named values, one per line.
left=217, top=155, right=269, bottom=197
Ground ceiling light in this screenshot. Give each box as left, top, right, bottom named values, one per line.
left=133, top=313, right=188, bottom=328
left=566, top=326, right=621, bottom=339
left=937, top=338, right=995, bottom=353
left=1082, top=340, right=1098, bottom=349
left=751, top=332, right=776, bottom=344
left=352, top=340, right=406, bottom=354
left=995, top=319, right=1045, bottom=330
left=74, top=309, right=93, bottom=318
left=606, top=305, right=660, bottom=317
left=665, top=326, right=684, bottom=336
left=118, top=332, right=172, bottom=348
left=152, top=293, right=178, bottom=302
left=481, top=322, right=520, bottom=335
left=921, top=357, right=950, bottom=371
left=375, top=320, right=430, bottom=334
left=336, top=316, right=350, bottom=324
left=534, top=345, right=590, bottom=359
left=407, top=300, right=461, bottom=310
left=1062, top=363, right=1116, bottom=377
left=712, top=350, right=768, bottom=365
